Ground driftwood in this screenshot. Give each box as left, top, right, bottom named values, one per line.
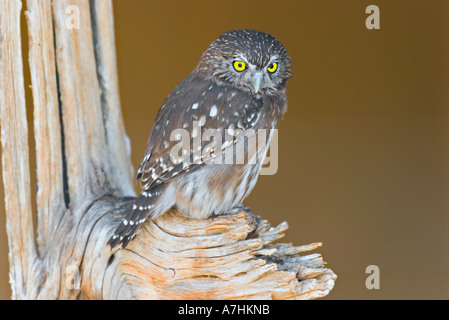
left=0, top=0, right=336, bottom=299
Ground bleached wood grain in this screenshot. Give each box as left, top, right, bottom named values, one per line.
left=90, top=0, right=135, bottom=196
left=0, top=0, right=38, bottom=300
left=109, top=211, right=336, bottom=300
left=25, top=0, right=64, bottom=253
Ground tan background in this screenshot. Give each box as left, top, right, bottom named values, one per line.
left=1, top=0, right=449, bottom=299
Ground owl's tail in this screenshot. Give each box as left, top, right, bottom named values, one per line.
left=108, top=184, right=165, bottom=248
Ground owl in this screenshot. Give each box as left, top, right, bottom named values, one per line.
left=109, top=29, right=291, bottom=248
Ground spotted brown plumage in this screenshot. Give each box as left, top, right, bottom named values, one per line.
left=108, top=29, right=291, bottom=248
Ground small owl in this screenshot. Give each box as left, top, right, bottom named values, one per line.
left=109, top=29, right=291, bottom=248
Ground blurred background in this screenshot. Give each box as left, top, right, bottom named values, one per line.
left=1, top=0, right=449, bottom=299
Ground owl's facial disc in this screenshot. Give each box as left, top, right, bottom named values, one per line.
left=239, top=58, right=281, bottom=95
left=228, top=57, right=266, bottom=94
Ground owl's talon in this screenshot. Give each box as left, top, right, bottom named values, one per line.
left=227, top=204, right=261, bottom=238
left=227, top=204, right=253, bottom=215
left=211, top=204, right=259, bottom=227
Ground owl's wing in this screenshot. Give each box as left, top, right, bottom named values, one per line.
left=136, top=74, right=270, bottom=191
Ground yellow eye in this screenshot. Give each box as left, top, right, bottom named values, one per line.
left=267, top=62, right=278, bottom=73
left=233, top=61, right=246, bottom=72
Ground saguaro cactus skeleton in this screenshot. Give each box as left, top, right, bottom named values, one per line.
left=0, top=0, right=336, bottom=299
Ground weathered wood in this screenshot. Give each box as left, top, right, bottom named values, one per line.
left=0, top=0, right=38, bottom=300
left=25, top=0, right=64, bottom=253
left=76, top=205, right=336, bottom=300
left=52, top=0, right=113, bottom=208
left=90, top=0, right=135, bottom=196
left=0, top=0, right=336, bottom=300
left=111, top=211, right=336, bottom=300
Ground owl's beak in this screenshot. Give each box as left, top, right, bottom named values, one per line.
left=251, top=72, right=263, bottom=94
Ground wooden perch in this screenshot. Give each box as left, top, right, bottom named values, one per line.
left=107, top=210, right=336, bottom=300
left=0, top=0, right=336, bottom=300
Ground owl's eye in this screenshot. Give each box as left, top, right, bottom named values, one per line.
left=233, top=61, right=246, bottom=72
left=267, top=62, right=278, bottom=73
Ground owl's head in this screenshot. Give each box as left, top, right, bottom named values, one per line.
left=196, top=29, right=291, bottom=96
